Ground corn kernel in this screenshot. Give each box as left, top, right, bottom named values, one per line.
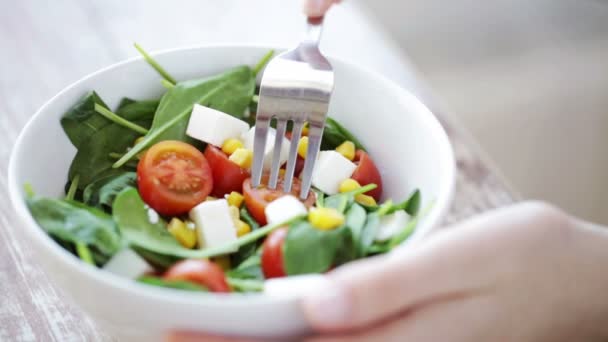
left=297, top=136, right=309, bottom=158
left=336, top=141, right=356, bottom=160
left=339, top=178, right=361, bottom=193
left=355, top=194, right=377, bottom=207
left=226, top=191, right=244, bottom=208
left=236, top=220, right=252, bottom=237
left=301, top=122, right=309, bottom=136
left=308, top=207, right=345, bottom=231
left=279, top=169, right=286, bottom=176
left=229, top=205, right=240, bottom=222
left=167, top=218, right=197, bottom=249
left=214, top=256, right=231, bottom=271
left=134, top=136, right=145, bottom=145
left=229, top=148, right=253, bottom=168
left=221, top=138, right=244, bottom=155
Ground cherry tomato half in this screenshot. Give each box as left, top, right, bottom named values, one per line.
left=204, top=145, right=250, bottom=197
left=262, top=227, right=288, bottom=278
left=137, top=140, right=212, bottom=216
left=164, top=259, right=230, bottom=292
left=243, top=174, right=316, bottom=225
left=351, top=150, right=383, bottom=201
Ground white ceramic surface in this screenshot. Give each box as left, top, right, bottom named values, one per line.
left=8, top=45, right=455, bottom=340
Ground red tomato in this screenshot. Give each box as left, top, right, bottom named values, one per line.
left=262, top=227, right=288, bottom=278
left=164, top=259, right=230, bottom=292
left=351, top=150, right=383, bottom=201
left=243, top=174, right=316, bottom=225
left=204, top=145, right=250, bottom=197
left=137, top=140, right=212, bottom=216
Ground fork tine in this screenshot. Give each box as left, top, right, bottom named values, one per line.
left=251, top=115, right=271, bottom=188
left=283, top=120, right=304, bottom=193
left=299, top=122, right=323, bottom=199
left=268, top=119, right=287, bottom=189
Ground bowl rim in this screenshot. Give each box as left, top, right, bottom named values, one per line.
left=8, top=43, right=455, bottom=306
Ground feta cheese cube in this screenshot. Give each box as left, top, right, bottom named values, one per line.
left=264, top=274, right=328, bottom=299
left=103, top=248, right=152, bottom=279
left=186, top=104, right=249, bottom=146
left=375, top=210, right=411, bottom=241
left=242, top=126, right=290, bottom=170
left=189, top=199, right=238, bottom=252
left=265, top=195, right=308, bottom=225
left=311, top=151, right=357, bottom=195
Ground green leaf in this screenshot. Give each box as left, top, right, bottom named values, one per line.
left=134, top=43, right=177, bottom=85
left=387, top=189, right=421, bottom=216
left=230, top=208, right=262, bottom=265
left=253, top=49, right=275, bottom=76
left=323, top=183, right=377, bottom=214
left=113, top=65, right=255, bottom=167
left=83, top=172, right=137, bottom=210
left=137, top=276, right=208, bottom=292
left=359, top=213, right=380, bottom=257
left=60, top=91, right=111, bottom=149
left=228, top=249, right=264, bottom=281
left=115, top=98, right=160, bottom=122
left=94, top=104, right=149, bottom=135
left=131, top=246, right=180, bottom=271
left=321, top=117, right=366, bottom=151
left=27, top=196, right=122, bottom=262
left=344, top=203, right=366, bottom=249
left=226, top=277, right=264, bottom=292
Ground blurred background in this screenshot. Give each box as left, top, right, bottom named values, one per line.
left=2, top=0, right=608, bottom=223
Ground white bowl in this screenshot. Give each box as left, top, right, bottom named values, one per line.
left=8, top=45, right=454, bottom=340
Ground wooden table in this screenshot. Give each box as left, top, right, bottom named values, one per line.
left=0, top=1, right=517, bottom=340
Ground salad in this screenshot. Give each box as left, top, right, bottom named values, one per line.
left=25, top=44, right=422, bottom=293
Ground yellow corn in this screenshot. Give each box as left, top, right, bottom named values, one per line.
left=229, top=148, right=253, bottom=168
left=279, top=169, right=286, bottom=176
left=226, top=191, right=244, bottom=208
left=221, top=138, right=244, bottom=155
left=236, top=220, right=252, bottom=237
left=355, top=194, right=377, bottom=207
left=297, top=136, right=309, bottom=158
left=336, top=141, right=356, bottom=161
left=229, top=205, right=240, bottom=222
left=301, top=122, right=309, bottom=136
left=214, top=256, right=231, bottom=271
left=167, top=218, right=197, bottom=249
left=308, top=207, right=345, bottom=231
left=339, top=178, right=361, bottom=193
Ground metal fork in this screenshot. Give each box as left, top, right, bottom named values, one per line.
left=251, top=17, right=334, bottom=199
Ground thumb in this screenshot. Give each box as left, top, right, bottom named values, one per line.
left=303, top=0, right=340, bottom=18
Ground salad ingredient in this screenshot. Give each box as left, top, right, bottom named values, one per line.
left=335, top=140, right=356, bottom=161
left=323, top=183, right=377, bottom=214
left=134, top=43, right=177, bottom=85
left=167, top=218, right=198, bottom=249
left=375, top=210, right=411, bottom=241
left=221, top=138, right=244, bottom=155
left=214, top=256, right=232, bottom=271
left=297, top=136, right=309, bottom=158
left=252, top=49, right=275, bottom=76
left=103, top=248, right=152, bottom=278
left=264, top=274, right=325, bottom=298
left=226, top=191, right=244, bottom=208
left=185, top=104, right=250, bottom=146
left=204, top=145, right=250, bottom=197
left=243, top=175, right=316, bottom=225
left=164, top=259, right=230, bottom=293
left=228, top=148, right=253, bottom=168
left=236, top=221, right=252, bottom=237
left=321, top=117, right=366, bottom=151
left=189, top=199, right=238, bottom=252
left=94, top=104, right=149, bottom=135
left=388, top=189, right=421, bottom=216
left=338, top=178, right=361, bottom=194
left=344, top=203, right=367, bottom=255
left=137, top=276, right=207, bottom=292
left=355, top=194, right=377, bottom=207
left=83, top=172, right=137, bottom=210
left=311, top=151, right=357, bottom=195
left=242, top=126, right=290, bottom=170
left=60, top=91, right=111, bottom=149
left=308, top=207, right=345, bottom=231
left=351, top=150, right=383, bottom=201
left=114, top=98, right=160, bottom=120
left=137, top=140, right=212, bottom=216
left=264, top=195, right=308, bottom=225
left=261, top=227, right=288, bottom=278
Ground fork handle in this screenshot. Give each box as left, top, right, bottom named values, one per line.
left=305, top=17, right=324, bottom=47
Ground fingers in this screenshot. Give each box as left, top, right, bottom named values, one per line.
left=166, top=331, right=258, bottom=342
left=303, top=0, right=340, bottom=18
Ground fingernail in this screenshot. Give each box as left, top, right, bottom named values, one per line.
left=303, top=0, right=325, bottom=17
left=301, top=278, right=350, bottom=327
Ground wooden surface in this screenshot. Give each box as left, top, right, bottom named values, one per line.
left=0, top=1, right=516, bottom=341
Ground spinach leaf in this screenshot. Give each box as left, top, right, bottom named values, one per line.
left=324, top=183, right=377, bottom=214
left=60, top=91, right=111, bottom=149
left=387, top=189, right=421, bottom=216
left=131, top=246, right=180, bottom=271
left=134, top=43, right=177, bottom=85
left=137, top=276, right=207, bottom=292
left=27, top=196, right=122, bottom=262
left=321, top=117, right=366, bottom=151
left=358, top=213, right=380, bottom=257
left=230, top=208, right=261, bottom=265
left=227, top=277, right=264, bottom=292
left=367, top=241, right=391, bottom=255
left=344, top=203, right=367, bottom=249
left=113, top=65, right=255, bottom=167
left=115, top=98, right=160, bottom=124
left=228, top=251, right=264, bottom=281
left=83, top=172, right=137, bottom=209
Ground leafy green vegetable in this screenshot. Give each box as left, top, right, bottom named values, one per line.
left=387, top=189, right=421, bottom=216
left=131, top=246, right=180, bottom=271
left=27, top=196, right=122, bottom=263
left=324, top=183, right=377, bottom=213
left=65, top=174, right=80, bottom=201
left=137, top=276, right=207, bottom=292
left=344, top=203, right=366, bottom=252
left=115, top=98, right=160, bottom=120
left=230, top=208, right=261, bottom=265
left=83, top=172, right=137, bottom=209
left=94, top=104, right=149, bottom=135
left=113, top=65, right=255, bottom=168
left=75, top=242, right=95, bottom=265
left=228, top=249, right=263, bottom=280
left=60, top=91, right=111, bottom=149
left=134, top=43, right=177, bottom=85
left=227, top=277, right=264, bottom=292
left=388, top=200, right=434, bottom=249
left=358, top=213, right=380, bottom=257
left=252, top=50, right=275, bottom=76
left=321, top=117, right=366, bottom=151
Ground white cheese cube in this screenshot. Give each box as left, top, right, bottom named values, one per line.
left=264, top=274, right=328, bottom=299
left=189, top=199, right=238, bottom=252
left=375, top=210, right=411, bottom=242
left=311, top=151, right=357, bottom=195
left=186, top=104, right=249, bottom=147
left=242, top=126, right=290, bottom=170
left=264, top=195, right=308, bottom=225
left=103, top=248, right=152, bottom=279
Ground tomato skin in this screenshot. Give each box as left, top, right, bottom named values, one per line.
left=204, top=145, right=250, bottom=197
left=137, top=141, right=212, bottom=216
left=351, top=150, right=383, bottom=201
left=164, top=259, right=230, bottom=292
left=262, top=227, right=288, bottom=278
left=243, top=175, right=316, bottom=225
